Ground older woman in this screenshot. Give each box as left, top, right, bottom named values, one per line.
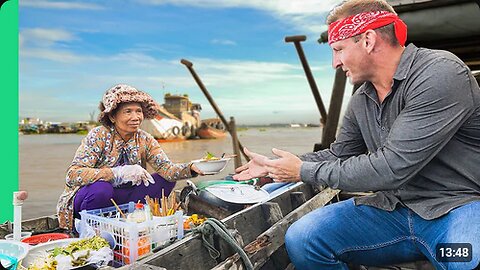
left=57, top=84, right=202, bottom=230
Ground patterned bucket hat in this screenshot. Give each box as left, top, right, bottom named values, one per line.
left=98, top=84, right=158, bottom=126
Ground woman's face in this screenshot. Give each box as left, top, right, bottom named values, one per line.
left=110, top=102, right=144, bottom=140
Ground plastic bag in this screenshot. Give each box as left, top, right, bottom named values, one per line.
left=74, top=218, right=95, bottom=238
left=87, top=247, right=113, bottom=267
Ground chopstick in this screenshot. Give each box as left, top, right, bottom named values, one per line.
left=110, top=198, right=126, bottom=219
left=145, top=191, right=182, bottom=217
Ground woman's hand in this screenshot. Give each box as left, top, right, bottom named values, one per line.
left=111, top=164, right=155, bottom=186
left=191, top=164, right=204, bottom=176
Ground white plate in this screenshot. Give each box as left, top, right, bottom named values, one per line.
left=205, top=184, right=270, bottom=204
left=21, top=238, right=79, bottom=267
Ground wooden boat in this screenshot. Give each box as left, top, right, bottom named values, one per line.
left=141, top=94, right=202, bottom=141
left=0, top=185, right=435, bottom=270
left=198, top=118, right=227, bottom=139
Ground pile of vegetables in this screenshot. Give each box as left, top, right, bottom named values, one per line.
left=183, top=214, right=207, bottom=230
left=27, top=236, right=111, bottom=270
left=202, top=151, right=220, bottom=161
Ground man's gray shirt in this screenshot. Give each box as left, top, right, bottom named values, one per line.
left=300, top=44, right=480, bottom=220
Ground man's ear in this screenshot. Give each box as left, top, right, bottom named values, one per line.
left=109, top=114, right=115, bottom=124
left=364, top=29, right=376, bottom=54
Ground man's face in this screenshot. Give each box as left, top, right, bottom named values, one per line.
left=331, top=34, right=369, bottom=85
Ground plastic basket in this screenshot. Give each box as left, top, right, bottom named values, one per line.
left=80, top=202, right=183, bottom=266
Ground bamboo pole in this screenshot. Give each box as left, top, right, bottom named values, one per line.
left=285, top=35, right=327, bottom=126
left=229, top=116, right=242, bottom=168
left=180, top=59, right=250, bottom=162
left=318, top=68, right=347, bottom=151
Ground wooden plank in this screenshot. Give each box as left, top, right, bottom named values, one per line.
left=213, top=188, right=340, bottom=270
left=223, top=204, right=271, bottom=245
left=289, top=192, right=306, bottom=209
left=217, top=229, right=245, bottom=261
left=140, top=235, right=220, bottom=270
left=265, top=246, right=290, bottom=270
left=261, top=203, right=283, bottom=227
left=137, top=183, right=319, bottom=270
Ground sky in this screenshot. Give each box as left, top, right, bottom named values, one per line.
left=19, top=0, right=351, bottom=125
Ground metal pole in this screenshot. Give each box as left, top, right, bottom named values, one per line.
left=180, top=59, right=250, bottom=162
left=285, top=35, right=328, bottom=126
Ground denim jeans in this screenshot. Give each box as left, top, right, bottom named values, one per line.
left=285, top=198, right=480, bottom=270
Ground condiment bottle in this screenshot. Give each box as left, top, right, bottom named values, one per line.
left=128, top=202, right=146, bottom=223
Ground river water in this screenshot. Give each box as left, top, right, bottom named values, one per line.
left=19, top=127, right=322, bottom=219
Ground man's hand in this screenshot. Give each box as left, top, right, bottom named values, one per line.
left=264, top=148, right=302, bottom=182
left=233, top=148, right=269, bottom=180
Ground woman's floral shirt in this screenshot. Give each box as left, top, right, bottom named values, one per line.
left=57, top=126, right=193, bottom=230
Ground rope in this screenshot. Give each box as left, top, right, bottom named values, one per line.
left=192, top=218, right=254, bottom=270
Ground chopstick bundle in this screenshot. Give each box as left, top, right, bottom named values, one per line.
left=145, top=191, right=182, bottom=217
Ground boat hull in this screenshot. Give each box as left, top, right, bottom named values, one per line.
left=197, top=126, right=227, bottom=139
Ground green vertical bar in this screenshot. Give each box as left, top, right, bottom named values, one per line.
left=0, top=0, right=18, bottom=223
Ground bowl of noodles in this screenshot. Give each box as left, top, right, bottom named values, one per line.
left=192, top=152, right=231, bottom=175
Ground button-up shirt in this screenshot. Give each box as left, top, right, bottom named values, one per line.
left=300, top=44, right=480, bottom=220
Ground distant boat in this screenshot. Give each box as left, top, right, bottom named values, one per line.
left=289, top=123, right=302, bottom=128
left=141, top=94, right=202, bottom=142
left=197, top=118, right=227, bottom=139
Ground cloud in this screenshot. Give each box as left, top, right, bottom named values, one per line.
left=20, top=28, right=87, bottom=62
left=211, top=39, right=237, bottom=46
left=21, top=47, right=336, bottom=123
left=137, top=0, right=342, bottom=33
left=21, top=28, right=77, bottom=47
left=21, top=48, right=86, bottom=63
left=20, top=0, right=104, bottom=10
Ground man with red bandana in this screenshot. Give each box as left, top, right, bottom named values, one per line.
left=234, top=0, right=480, bottom=268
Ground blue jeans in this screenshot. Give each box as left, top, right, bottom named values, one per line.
left=285, top=198, right=480, bottom=270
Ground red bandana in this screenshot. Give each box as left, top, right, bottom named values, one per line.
left=328, top=11, right=407, bottom=46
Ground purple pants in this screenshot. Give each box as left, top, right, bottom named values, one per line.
left=73, top=173, right=176, bottom=218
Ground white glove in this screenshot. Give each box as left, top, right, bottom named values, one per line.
left=111, top=165, right=155, bottom=187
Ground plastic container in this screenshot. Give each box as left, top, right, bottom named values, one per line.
left=80, top=201, right=183, bottom=266
left=0, top=240, right=30, bottom=269
left=4, top=231, right=32, bottom=241
left=21, top=233, right=70, bottom=246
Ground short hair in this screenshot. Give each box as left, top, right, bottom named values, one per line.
left=327, top=0, right=400, bottom=46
